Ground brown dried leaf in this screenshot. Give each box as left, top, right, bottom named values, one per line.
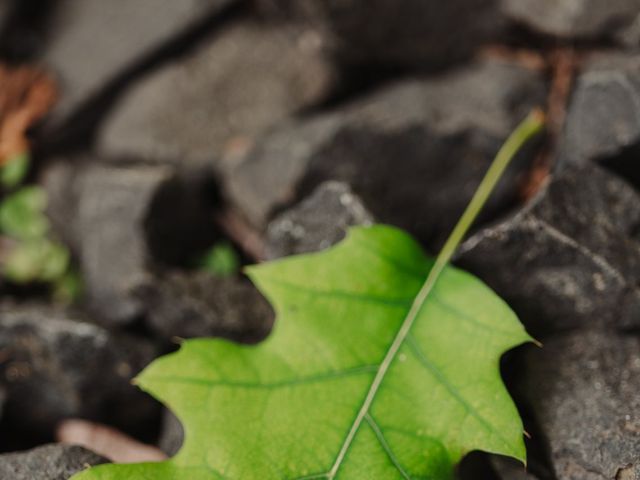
left=0, top=64, right=57, bottom=164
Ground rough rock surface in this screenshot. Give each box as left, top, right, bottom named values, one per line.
left=99, top=20, right=335, bottom=171
left=0, top=444, right=108, bottom=480
left=0, top=2, right=10, bottom=33
left=502, top=0, right=640, bottom=42
left=0, top=386, right=5, bottom=419
left=521, top=330, right=640, bottom=480
left=138, top=271, right=273, bottom=342
left=0, top=305, right=158, bottom=437
left=43, top=160, right=216, bottom=326
left=159, top=410, right=184, bottom=457
left=225, top=59, right=545, bottom=248
left=458, top=164, right=640, bottom=335
left=491, top=456, right=540, bottom=479
left=559, top=53, right=640, bottom=186
left=256, top=0, right=503, bottom=68
left=41, top=0, right=235, bottom=123
left=265, top=181, right=374, bottom=259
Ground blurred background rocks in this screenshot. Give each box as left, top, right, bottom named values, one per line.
left=1, top=0, right=640, bottom=478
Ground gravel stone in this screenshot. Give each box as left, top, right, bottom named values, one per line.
left=41, top=0, right=235, bottom=123
left=0, top=305, right=159, bottom=438
left=559, top=53, right=640, bottom=186
left=256, top=0, right=504, bottom=68
left=521, top=330, right=640, bottom=479
left=43, top=160, right=216, bottom=326
left=0, top=444, right=108, bottom=480
left=265, top=181, right=374, bottom=259
left=99, top=20, right=336, bottom=172
left=224, top=59, right=545, bottom=249
left=459, top=164, right=640, bottom=335
left=502, top=0, right=640, bottom=41
left=138, top=271, right=273, bottom=342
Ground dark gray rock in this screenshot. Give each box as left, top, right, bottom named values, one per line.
left=256, top=0, right=504, bottom=68
left=521, top=330, right=640, bottom=480
left=559, top=53, right=640, bottom=186
left=0, top=2, right=10, bottom=33
left=0, top=444, right=108, bottom=480
left=0, top=386, right=5, bottom=419
left=224, top=59, right=545, bottom=249
left=159, top=410, right=184, bottom=457
left=43, top=160, right=216, bottom=326
left=0, top=0, right=48, bottom=62
left=98, top=20, right=336, bottom=172
left=502, top=0, right=640, bottom=42
left=42, top=0, right=235, bottom=123
left=0, top=305, right=159, bottom=437
left=137, top=271, right=273, bottom=342
left=458, top=164, right=640, bottom=335
left=266, top=181, right=374, bottom=259
left=490, top=456, right=540, bottom=479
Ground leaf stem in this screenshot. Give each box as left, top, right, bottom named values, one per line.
left=430, top=108, right=545, bottom=281
left=327, top=109, right=545, bottom=479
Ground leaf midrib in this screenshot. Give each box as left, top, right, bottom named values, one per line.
left=325, top=252, right=448, bottom=479
left=321, top=110, right=544, bottom=477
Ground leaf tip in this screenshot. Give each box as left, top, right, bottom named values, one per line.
left=243, top=261, right=269, bottom=284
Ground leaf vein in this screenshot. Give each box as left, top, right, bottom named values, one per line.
left=365, top=413, right=412, bottom=480
left=430, top=294, right=518, bottom=336
left=352, top=232, right=428, bottom=281
left=405, top=335, right=513, bottom=451
left=143, top=364, right=379, bottom=390
left=262, top=277, right=415, bottom=307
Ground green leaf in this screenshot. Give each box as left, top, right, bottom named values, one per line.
left=72, top=225, right=531, bottom=480
left=72, top=111, right=543, bottom=480
left=0, top=152, right=30, bottom=189
left=3, top=237, right=70, bottom=284
left=0, top=186, right=49, bottom=239
left=200, top=241, right=240, bottom=277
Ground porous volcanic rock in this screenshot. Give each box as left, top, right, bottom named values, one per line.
left=0, top=386, right=5, bottom=419
left=138, top=271, right=273, bottom=342
left=41, top=0, right=236, bottom=123
left=43, top=160, right=216, bottom=326
left=491, top=456, right=540, bottom=479
left=502, top=0, right=640, bottom=43
left=0, top=444, right=108, bottom=480
left=255, top=0, right=504, bottom=68
left=224, top=59, right=545, bottom=250
left=99, top=19, right=336, bottom=172
left=0, top=305, right=159, bottom=439
left=520, top=330, right=640, bottom=480
left=0, top=2, right=10, bottom=33
left=559, top=53, right=640, bottom=186
left=265, top=181, right=374, bottom=259
left=458, top=164, right=640, bottom=335
left=158, top=410, right=184, bottom=457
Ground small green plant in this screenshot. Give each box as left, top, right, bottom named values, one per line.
left=0, top=154, right=78, bottom=301
left=0, top=152, right=30, bottom=189
left=0, top=186, right=49, bottom=238
left=200, top=241, right=241, bottom=277
left=74, top=111, right=544, bottom=480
